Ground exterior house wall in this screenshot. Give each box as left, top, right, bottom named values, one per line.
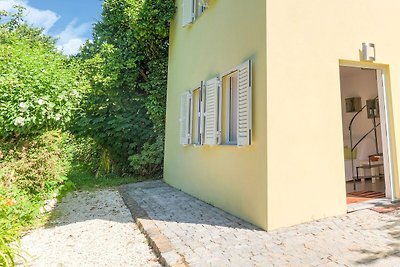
left=164, top=0, right=268, bottom=229
left=166, top=0, right=400, bottom=231
left=266, top=0, right=400, bottom=230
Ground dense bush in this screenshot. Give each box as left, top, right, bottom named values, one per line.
left=0, top=131, right=73, bottom=194
left=0, top=186, right=26, bottom=267
left=0, top=8, right=89, bottom=139
left=74, top=0, right=175, bottom=177
left=0, top=131, right=75, bottom=266
left=128, top=135, right=164, bottom=177
left=0, top=7, right=82, bottom=266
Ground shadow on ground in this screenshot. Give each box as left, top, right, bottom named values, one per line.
left=355, top=211, right=400, bottom=264
left=44, top=189, right=134, bottom=228
left=119, top=180, right=262, bottom=231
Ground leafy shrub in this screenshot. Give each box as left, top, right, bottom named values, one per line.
left=0, top=131, right=75, bottom=266
left=68, top=136, right=117, bottom=177
left=0, top=131, right=73, bottom=195
left=0, top=185, right=44, bottom=267
left=69, top=137, right=102, bottom=174
left=0, top=7, right=80, bottom=266
left=129, top=135, right=164, bottom=178
left=0, top=9, right=89, bottom=139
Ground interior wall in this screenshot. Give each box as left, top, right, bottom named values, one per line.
left=339, top=67, right=383, bottom=181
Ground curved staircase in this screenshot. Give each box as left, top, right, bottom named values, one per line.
left=349, top=96, right=384, bottom=191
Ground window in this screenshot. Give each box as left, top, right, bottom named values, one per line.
left=191, top=87, right=202, bottom=145
left=221, top=72, right=238, bottom=144
left=182, top=0, right=209, bottom=27
left=218, top=61, right=252, bottom=146
left=179, top=60, right=252, bottom=147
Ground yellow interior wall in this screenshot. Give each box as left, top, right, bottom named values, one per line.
left=164, top=0, right=267, bottom=229
left=266, top=0, right=400, bottom=230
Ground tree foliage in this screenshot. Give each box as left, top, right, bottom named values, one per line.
left=74, top=0, right=175, bottom=176
left=0, top=7, right=88, bottom=139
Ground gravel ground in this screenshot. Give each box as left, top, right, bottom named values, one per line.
left=17, top=189, right=160, bottom=267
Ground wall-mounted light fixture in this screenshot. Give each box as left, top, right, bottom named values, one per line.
left=362, top=42, right=376, bottom=61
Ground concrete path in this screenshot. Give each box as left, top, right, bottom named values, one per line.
left=119, top=180, right=400, bottom=267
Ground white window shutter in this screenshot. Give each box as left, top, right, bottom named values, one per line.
left=204, top=77, right=220, bottom=145
left=237, top=60, right=252, bottom=146
left=180, top=91, right=192, bottom=145
left=182, top=0, right=194, bottom=27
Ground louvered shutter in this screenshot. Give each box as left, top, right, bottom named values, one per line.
left=180, top=91, right=192, bottom=145
left=204, top=77, right=220, bottom=145
left=237, top=60, right=252, bottom=146
left=182, top=0, right=194, bottom=27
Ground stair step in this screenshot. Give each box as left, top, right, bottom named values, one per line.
left=356, top=163, right=384, bottom=169
left=353, top=174, right=384, bottom=180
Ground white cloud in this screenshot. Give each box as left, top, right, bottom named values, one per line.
left=56, top=19, right=91, bottom=55
left=58, top=38, right=85, bottom=55
left=0, top=1, right=91, bottom=55
left=0, top=0, right=60, bottom=33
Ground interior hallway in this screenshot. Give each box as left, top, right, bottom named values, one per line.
left=346, top=179, right=385, bottom=204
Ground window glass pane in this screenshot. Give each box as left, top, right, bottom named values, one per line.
left=221, top=72, right=238, bottom=145
left=192, top=88, right=201, bottom=144
left=229, top=75, right=238, bottom=143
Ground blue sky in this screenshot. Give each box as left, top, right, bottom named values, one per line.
left=0, top=0, right=103, bottom=55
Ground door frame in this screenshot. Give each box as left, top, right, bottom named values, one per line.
left=339, top=59, right=396, bottom=201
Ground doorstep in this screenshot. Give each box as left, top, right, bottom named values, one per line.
left=347, top=198, right=398, bottom=213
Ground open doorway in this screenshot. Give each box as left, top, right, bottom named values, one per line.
left=339, top=66, right=392, bottom=204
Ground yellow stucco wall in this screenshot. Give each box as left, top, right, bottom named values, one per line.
left=164, top=0, right=267, bottom=229
left=266, top=0, right=400, bottom=230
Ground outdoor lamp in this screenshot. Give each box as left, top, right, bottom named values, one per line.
left=362, top=42, right=376, bottom=61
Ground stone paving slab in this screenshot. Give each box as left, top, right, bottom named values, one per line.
left=119, top=180, right=400, bottom=266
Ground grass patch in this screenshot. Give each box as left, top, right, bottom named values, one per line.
left=68, top=163, right=150, bottom=191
